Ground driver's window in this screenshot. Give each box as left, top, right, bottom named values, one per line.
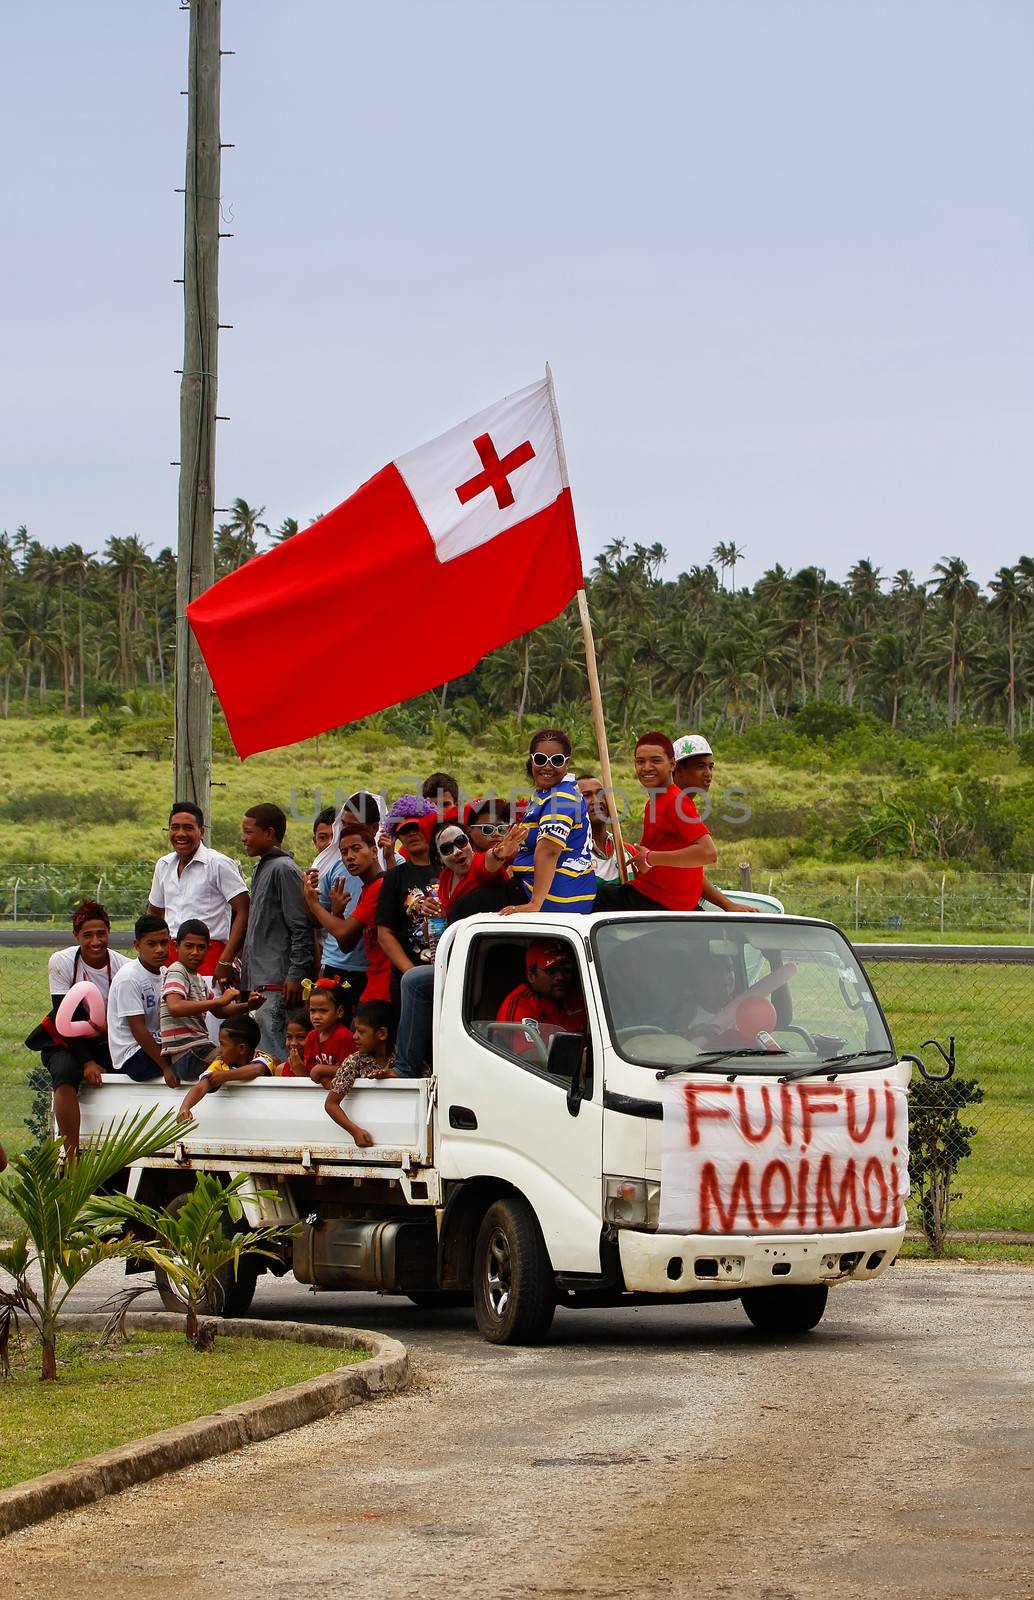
left=465, top=935, right=587, bottom=1072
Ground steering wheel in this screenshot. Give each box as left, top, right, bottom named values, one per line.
left=615, top=1024, right=665, bottom=1040
left=480, top=1021, right=549, bottom=1068
left=783, top=1024, right=818, bottom=1051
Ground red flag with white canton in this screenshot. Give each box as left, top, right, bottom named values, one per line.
left=188, top=378, right=583, bottom=758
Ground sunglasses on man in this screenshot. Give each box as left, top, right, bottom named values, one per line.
left=531, top=751, right=568, bottom=769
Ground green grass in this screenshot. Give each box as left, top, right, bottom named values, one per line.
left=0, top=1330, right=363, bottom=1489
left=900, top=1239, right=1034, bottom=1263
left=865, top=957, right=1034, bottom=1232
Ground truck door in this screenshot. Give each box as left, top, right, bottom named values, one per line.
left=437, top=928, right=605, bottom=1274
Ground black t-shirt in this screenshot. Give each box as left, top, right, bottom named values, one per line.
left=375, top=862, right=439, bottom=965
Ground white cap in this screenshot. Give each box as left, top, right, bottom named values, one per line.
left=672, top=734, right=713, bottom=762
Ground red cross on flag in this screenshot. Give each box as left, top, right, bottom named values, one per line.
left=188, top=377, right=584, bottom=757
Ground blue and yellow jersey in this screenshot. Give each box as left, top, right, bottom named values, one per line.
left=513, top=778, right=597, bottom=912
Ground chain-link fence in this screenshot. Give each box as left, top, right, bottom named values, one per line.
left=766, top=872, right=1034, bottom=936
left=856, top=944, right=1033, bottom=1239
left=2, top=937, right=1030, bottom=1243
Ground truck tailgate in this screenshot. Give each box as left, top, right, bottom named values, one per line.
left=78, top=1076, right=434, bottom=1172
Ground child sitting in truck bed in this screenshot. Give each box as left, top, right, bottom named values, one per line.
left=305, top=979, right=357, bottom=1087
left=280, top=1008, right=310, bottom=1077
left=177, top=1015, right=277, bottom=1122
left=323, top=1000, right=398, bottom=1148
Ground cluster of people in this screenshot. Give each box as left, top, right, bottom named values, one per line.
left=34, top=725, right=757, bottom=1151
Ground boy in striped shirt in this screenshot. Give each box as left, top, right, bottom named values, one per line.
left=160, top=919, right=260, bottom=1080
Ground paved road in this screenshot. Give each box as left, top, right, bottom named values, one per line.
left=7, top=1263, right=1033, bottom=1598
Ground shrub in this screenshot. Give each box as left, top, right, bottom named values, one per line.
left=908, top=1072, right=984, bottom=1253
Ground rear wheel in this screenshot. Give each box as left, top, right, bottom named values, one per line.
left=152, top=1191, right=261, bottom=1318
left=740, top=1284, right=828, bottom=1335
left=472, top=1197, right=555, bottom=1345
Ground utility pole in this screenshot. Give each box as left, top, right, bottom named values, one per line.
left=174, top=0, right=221, bottom=816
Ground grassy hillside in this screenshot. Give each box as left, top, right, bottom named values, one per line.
left=0, top=713, right=1032, bottom=933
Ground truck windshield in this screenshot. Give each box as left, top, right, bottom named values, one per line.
left=592, top=918, right=893, bottom=1073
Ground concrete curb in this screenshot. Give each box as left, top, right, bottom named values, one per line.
left=0, top=1312, right=410, bottom=1539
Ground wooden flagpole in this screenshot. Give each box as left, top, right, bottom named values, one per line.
left=545, top=365, right=630, bottom=885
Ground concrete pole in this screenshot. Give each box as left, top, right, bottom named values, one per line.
left=173, top=0, right=221, bottom=816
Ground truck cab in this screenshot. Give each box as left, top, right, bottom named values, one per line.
left=85, top=912, right=908, bottom=1344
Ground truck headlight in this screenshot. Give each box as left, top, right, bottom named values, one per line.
left=604, top=1176, right=660, bottom=1230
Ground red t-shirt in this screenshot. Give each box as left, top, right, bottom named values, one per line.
left=635, top=783, right=710, bottom=911
left=437, top=850, right=495, bottom=918
left=496, top=983, right=588, bottom=1037
left=351, top=876, right=393, bottom=1003
left=304, top=1022, right=356, bottom=1069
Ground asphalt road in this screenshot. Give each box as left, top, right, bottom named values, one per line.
left=7, top=1263, right=1033, bottom=1599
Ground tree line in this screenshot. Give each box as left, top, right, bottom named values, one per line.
left=1, top=509, right=1030, bottom=739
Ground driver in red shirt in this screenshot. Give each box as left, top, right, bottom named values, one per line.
left=496, top=941, right=588, bottom=1049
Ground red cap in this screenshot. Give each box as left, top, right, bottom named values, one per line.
left=525, top=940, right=572, bottom=973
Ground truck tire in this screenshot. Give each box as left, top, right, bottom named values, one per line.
left=152, top=1192, right=261, bottom=1319
left=472, top=1198, right=555, bottom=1345
left=740, top=1284, right=828, bottom=1335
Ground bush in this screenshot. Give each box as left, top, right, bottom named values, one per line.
left=0, top=790, right=140, bottom=825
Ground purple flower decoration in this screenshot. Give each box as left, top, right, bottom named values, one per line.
left=385, top=794, right=437, bottom=836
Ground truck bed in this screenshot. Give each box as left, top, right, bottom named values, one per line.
left=78, top=1075, right=436, bottom=1185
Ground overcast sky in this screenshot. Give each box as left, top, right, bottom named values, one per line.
left=3, top=0, right=1031, bottom=590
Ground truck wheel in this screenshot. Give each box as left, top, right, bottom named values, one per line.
left=740, top=1285, right=828, bottom=1335
left=473, top=1198, right=555, bottom=1345
left=152, top=1192, right=261, bottom=1319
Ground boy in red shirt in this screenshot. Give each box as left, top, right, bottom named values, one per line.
left=302, top=823, right=392, bottom=1004
left=594, top=732, right=718, bottom=911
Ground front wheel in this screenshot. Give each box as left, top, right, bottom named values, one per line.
left=740, top=1284, right=828, bottom=1335
left=472, top=1198, right=555, bottom=1345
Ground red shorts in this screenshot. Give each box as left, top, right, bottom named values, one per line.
left=167, top=937, right=227, bottom=977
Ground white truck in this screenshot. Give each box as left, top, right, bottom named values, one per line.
left=82, top=912, right=910, bottom=1344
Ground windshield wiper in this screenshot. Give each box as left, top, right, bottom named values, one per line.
left=778, top=1049, right=896, bottom=1083
left=655, top=1047, right=786, bottom=1081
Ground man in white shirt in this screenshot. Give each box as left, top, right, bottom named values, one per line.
left=146, top=801, right=250, bottom=987
left=107, top=915, right=180, bottom=1085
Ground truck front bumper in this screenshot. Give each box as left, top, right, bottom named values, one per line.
left=618, top=1226, right=904, bottom=1294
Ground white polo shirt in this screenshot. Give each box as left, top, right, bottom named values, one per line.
left=147, top=841, right=248, bottom=943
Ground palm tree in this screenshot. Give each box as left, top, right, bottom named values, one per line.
left=711, top=542, right=733, bottom=590
left=988, top=565, right=1027, bottom=737
left=931, top=557, right=980, bottom=730
left=216, top=499, right=270, bottom=574
left=725, top=542, right=746, bottom=595
left=275, top=517, right=300, bottom=542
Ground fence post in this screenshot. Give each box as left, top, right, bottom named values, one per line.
left=854, top=876, right=860, bottom=932
left=1028, top=873, right=1033, bottom=936
left=738, top=861, right=753, bottom=892
left=940, top=873, right=946, bottom=935
left=12, top=876, right=21, bottom=923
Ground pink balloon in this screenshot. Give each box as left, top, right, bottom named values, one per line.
left=55, top=979, right=107, bottom=1038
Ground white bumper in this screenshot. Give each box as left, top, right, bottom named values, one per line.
left=618, top=1225, right=904, bottom=1294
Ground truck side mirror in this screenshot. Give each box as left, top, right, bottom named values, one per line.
left=547, top=1031, right=589, bottom=1116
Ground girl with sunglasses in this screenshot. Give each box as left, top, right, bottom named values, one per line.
left=432, top=819, right=524, bottom=920
left=499, top=728, right=597, bottom=917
